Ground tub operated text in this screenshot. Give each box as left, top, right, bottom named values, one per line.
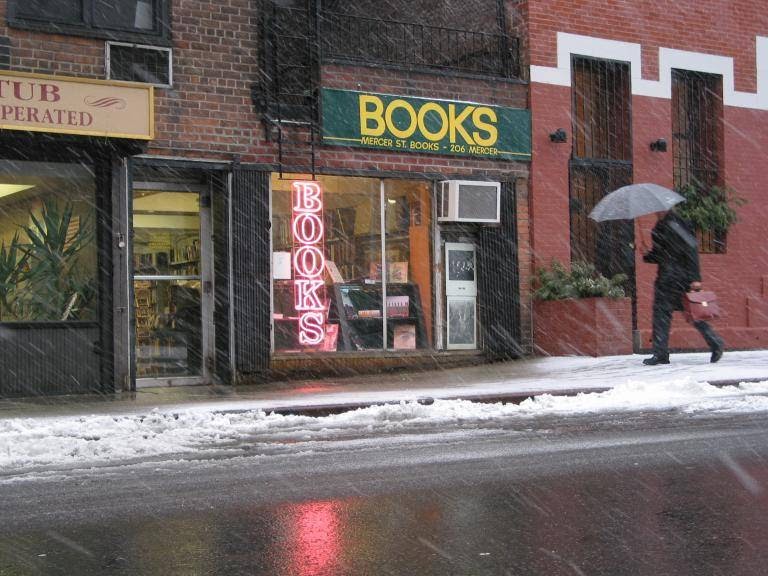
left=0, top=80, right=93, bottom=127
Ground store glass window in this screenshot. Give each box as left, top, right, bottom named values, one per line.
left=8, top=0, right=169, bottom=42
left=272, top=174, right=432, bottom=353
left=0, top=160, right=97, bottom=322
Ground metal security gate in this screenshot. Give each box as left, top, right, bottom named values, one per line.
left=477, top=180, right=522, bottom=359
left=671, top=69, right=724, bottom=253
left=569, top=56, right=635, bottom=324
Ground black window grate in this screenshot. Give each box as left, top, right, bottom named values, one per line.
left=319, top=11, right=518, bottom=78
left=259, top=0, right=521, bottom=121
left=672, top=69, right=724, bottom=253
left=569, top=57, right=633, bottom=286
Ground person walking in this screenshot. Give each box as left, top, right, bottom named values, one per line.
left=642, top=209, right=724, bottom=365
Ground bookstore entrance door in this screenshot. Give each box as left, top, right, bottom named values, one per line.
left=131, top=182, right=213, bottom=386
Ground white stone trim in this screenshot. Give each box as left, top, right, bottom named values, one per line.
left=530, top=32, right=768, bottom=110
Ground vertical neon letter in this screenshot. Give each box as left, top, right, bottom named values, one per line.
left=291, top=181, right=325, bottom=346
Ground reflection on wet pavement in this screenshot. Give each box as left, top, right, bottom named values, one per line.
left=3, top=459, right=767, bottom=575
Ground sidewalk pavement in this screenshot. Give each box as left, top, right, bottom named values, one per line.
left=1, top=350, right=767, bottom=419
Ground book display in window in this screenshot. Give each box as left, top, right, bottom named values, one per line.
left=393, top=324, right=416, bottom=350
left=332, top=282, right=427, bottom=351
left=387, top=262, right=408, bottom=283
left=272, top=280, right=338, bottom=352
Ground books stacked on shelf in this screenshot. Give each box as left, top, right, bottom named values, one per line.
left=388, top=262, right=408, bottom=283
left=368, top=261, right=409, bottom=283
left=393, top=324, right=416, bottom=349
left=273, top=215, right=291, bottom=250
left=318, top=324, right=339, bottom=352
left=325, top=260, right=344, bottom=283
left=358, top=309, right=381, bottom=318
left=133, top=253, right=155, bottom=273
left=386, top=295, right=409, bottom=318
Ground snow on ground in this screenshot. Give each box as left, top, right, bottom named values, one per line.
left=2, top=378, right=768, bottom=475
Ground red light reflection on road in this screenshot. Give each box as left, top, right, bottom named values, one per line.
left=288, top=501, right=341, bottom=575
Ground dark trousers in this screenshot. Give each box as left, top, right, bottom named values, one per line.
left=652, top=290, right=723, bottom=357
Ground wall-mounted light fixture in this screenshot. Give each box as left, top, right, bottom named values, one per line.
left=650, top=138, right=667, bottom=152
left=549, top=128, right=567, bottom=143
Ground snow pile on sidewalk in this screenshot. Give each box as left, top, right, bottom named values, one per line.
left=1, top=378, right=768, bottom=475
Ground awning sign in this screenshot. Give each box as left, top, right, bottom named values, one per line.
left=321, top=88, right=530, bottom=161
left=0, top=70, right=154, bottom=140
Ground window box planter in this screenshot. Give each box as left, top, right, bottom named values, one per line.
left=533, top=297, right=632, bottom=357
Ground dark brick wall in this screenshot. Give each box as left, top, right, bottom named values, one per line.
left=0, top=0, right=535, bottom=360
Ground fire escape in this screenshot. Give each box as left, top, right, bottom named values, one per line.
left=260, top=1, right=320, bottom=178
left=258, top=1, right=523, bottom=178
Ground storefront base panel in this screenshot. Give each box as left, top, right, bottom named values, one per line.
left=260, top=351, right=487, bottom=383
left=0, top=324, right=103, bottom=397
left=636, top=327, right=768, bottom=354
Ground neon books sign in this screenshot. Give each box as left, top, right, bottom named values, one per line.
left=292, top=181, right=325, bottom=346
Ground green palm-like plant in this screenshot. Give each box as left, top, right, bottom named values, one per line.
left=0, top=233, right=28, bottom=319
left=16, top=199, right=96, bottom=320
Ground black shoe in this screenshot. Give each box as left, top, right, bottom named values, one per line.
left=710, top=346, right=724, bottom=363
left=643, top=355, right=670, bottom=366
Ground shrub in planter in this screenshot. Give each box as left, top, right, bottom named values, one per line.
left=533, top=261, right=633, bottom=357
left=534, top=261, right=626, bottom=300
left=674, top=183, right=745, bottom=236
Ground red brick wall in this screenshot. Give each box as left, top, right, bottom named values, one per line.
left=527, top=0, right=768, bottom=352
left=527, top=0, right=767, bottom=92
left=529, top=81, right=571, bottom=269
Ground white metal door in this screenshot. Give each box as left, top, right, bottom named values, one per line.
left=445, top=242, right=477, bottom=349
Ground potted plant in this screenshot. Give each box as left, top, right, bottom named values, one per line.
left=2, top=199, right=96, bottom=321
left=533, top=261, right=633, bottom=356
left=0, top=233, right=27, bottom=321
left=674, top=183, right=745, bottom=236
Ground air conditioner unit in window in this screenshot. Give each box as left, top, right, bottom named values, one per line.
left=106, top=42, right=172, bottom=87
left=438, top=180, right=501, bottom=223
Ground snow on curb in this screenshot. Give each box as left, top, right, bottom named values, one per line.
left=1, top=378, right=768, bottom=474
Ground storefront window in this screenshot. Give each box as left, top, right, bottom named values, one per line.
left=272, top=174, right=432, bottom=353
left=0, top=160, right=97, bottom=322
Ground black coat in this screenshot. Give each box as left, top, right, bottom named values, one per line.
left=643, top=212, right=701, bottom=310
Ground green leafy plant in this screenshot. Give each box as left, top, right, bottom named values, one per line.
left=675, top=183, right=746, bottom=234
left=14, top=199, right=96, bottom=321
left=0, top=233, right=28, bottom=320
left=534, top=260, right=627, bottom=301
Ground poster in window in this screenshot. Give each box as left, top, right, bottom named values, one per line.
left=447, top=297, right=476, bottom=348
left=393, top=324, right=416, bottom=349
left=448, top=249, right=475, bottom=282
left=387, top=261, right=408, bottom=283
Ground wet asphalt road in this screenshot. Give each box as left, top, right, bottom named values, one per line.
left=2, top=409, right=768, bottom=575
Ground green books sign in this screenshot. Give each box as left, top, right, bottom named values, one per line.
left=321, top=89, right=531, bottom=161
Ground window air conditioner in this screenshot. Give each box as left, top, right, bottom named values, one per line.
left=438, top=180, right=501, bottom=223
left=106, top=42, right=172, bottom=87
